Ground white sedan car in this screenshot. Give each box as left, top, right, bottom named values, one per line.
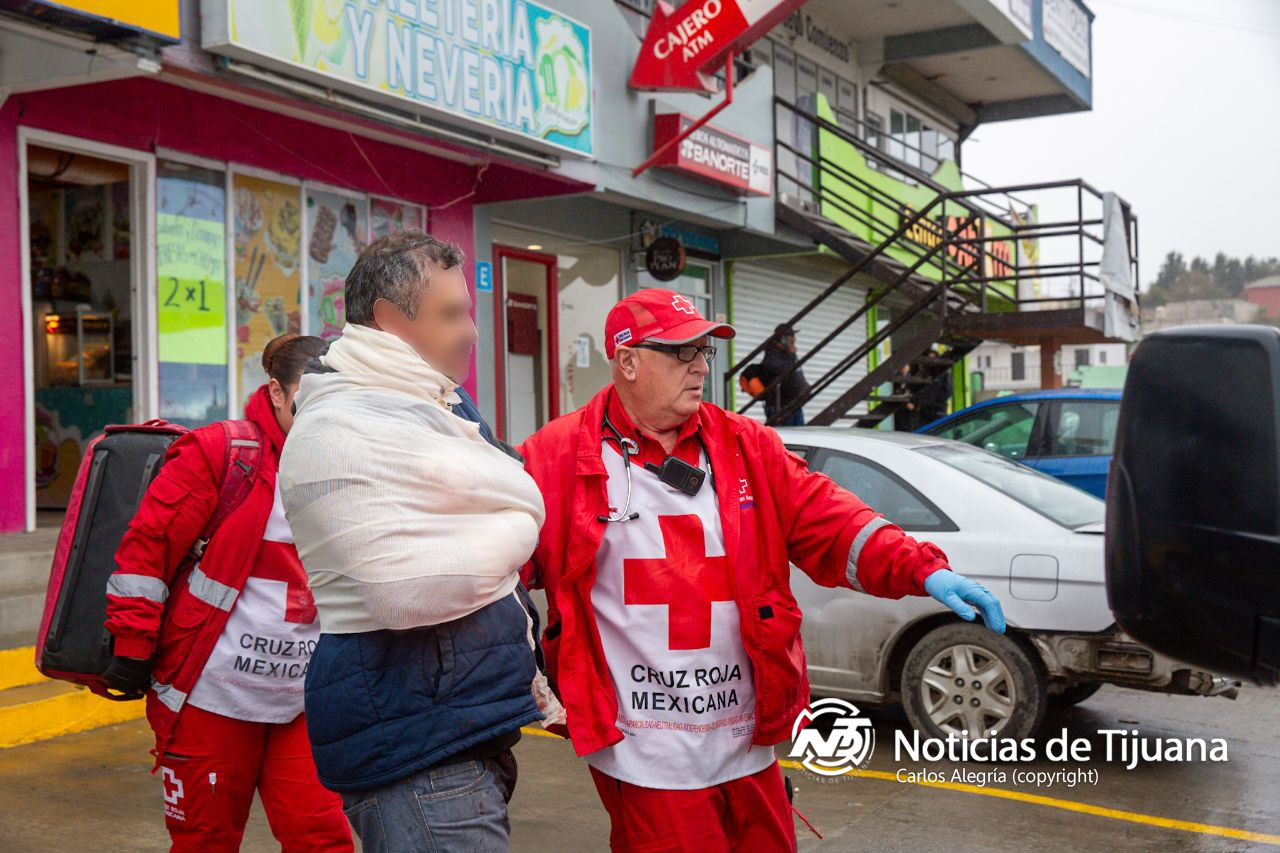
left=776, top=427, right=1236, bottom=741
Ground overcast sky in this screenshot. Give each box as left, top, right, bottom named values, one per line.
left=962, top=0, right=1280, bottom=287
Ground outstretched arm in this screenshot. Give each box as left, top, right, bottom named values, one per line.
left=766, top=428, right=1004, bottom=632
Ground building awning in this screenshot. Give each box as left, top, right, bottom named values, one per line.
left=796, top=0, right=1093, bottom=127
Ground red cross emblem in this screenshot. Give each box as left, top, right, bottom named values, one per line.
left=623, top=514, right=732, bottom=650
left=671, top=294, right=696, bottom=315
left=254, top=542, right=318, bottom=624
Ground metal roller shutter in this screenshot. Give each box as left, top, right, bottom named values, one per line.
left=728, top=260, right=869, bottom=423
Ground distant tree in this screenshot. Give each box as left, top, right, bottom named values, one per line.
left=1144, top=251, right=1280, bottom=308
left=1167, top=270, right=1230, bottom=303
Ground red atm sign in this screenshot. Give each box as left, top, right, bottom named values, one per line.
left=631, top=0, right=806, bottom=91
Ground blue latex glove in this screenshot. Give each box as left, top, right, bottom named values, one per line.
left=924, top=569, right=1006, bottom=634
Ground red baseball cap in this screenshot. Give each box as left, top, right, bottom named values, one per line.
left=604, top=289, right=735, bottom=359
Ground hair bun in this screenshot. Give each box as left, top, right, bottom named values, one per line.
left=262, top=332, right=300, bottom=375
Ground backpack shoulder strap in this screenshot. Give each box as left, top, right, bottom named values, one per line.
left=190, top=420, right=264, bottom=559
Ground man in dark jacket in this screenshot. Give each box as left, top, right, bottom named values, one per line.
left=760, top=323, right=810, bottom=426
left=914, top=349, right=954, bottom=427
left=296, top=231, right=543, bottom=853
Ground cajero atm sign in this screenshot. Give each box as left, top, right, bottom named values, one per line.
left=202, top=0, right=592, bottom=156
left=631, top=0, right=805, bottom=91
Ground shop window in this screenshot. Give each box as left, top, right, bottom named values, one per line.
left=866, top=112, right=885, bottom=155
left=305, top=187, right=368, bottom=340
left=232, top=172, right=302, bottom=406
left=157, top=160, right=230, bottom=427
left=370, top=196, right=425, bottom=240
left=887, top=106, right=956, bottom=173
left=28, top=145, right=136, bottom=509
left=889, top=109, right=906, bottom=164
left=905, top=113, right=922, bottom=170
left=796, top=57, right=819, bottom=113
left=836, top=77, right=858, bottom=131
left=772, top=44, right=797, bottom=103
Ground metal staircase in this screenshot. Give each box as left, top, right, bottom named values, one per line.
left=726, top=97, right=1140, bottom=428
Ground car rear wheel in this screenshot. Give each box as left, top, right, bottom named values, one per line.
left=902, top=623, right=1047, bottom=741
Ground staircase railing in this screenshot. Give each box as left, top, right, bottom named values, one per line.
left=724, top=97, right=1140, bottom=426
left=739, top=207, right=982, bottom=423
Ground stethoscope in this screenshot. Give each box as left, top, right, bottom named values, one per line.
left=598, top=412, right=714, bottom=524
left=599, top=414, right=642, bottom=524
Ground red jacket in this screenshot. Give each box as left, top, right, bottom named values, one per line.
left=105, top=387, right=284, bottom=765
left=519, top=385, right=951, bottom=758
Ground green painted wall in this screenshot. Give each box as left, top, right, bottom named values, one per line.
left=811, top=96, right=1018, bottom=310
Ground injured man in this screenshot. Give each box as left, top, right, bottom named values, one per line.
left=278, top=229, right=561, bottom=853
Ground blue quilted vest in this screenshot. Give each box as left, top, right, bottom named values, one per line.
left=302, top=387, right=543, bottom=793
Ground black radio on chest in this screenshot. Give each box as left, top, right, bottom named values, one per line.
left=644, top=457, right=707, bottom=497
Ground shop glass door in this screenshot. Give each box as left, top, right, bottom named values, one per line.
left=25, top=142, right=141, bottom=515
left=494, top=247, right=558, bottom=444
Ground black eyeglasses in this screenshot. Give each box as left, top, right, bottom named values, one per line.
left=631, top=342, right=717, bottom=363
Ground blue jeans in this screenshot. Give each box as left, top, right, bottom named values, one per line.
left=339, top=752, right=517, bottom=852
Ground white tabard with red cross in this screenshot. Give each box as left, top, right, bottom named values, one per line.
left=187, top=481, right=321, bottom=724
left=586, top=443, right=774, bottom=789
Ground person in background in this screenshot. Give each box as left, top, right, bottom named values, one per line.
left=761, top=323, right=809, bottom=426
left=894, top=362, right=922, bottom=432
left=103, top=333, right=352, bottom=853
left=914, top=349, right=955, bottom=428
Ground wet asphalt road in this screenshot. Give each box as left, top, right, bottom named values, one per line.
left=783, top=683, right=1278, bottom=852
left=0, top=683, right=1274, bottom=851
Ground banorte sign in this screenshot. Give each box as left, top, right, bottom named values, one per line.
left=652, top=112, right=772, bottom=195
left=630, top=0, right=806, bottom=92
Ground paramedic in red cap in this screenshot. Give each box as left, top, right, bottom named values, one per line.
left=519, top=288, right=1004, bottom=852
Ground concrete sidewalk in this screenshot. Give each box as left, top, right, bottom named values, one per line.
left=0, top=719, right=614, bottom=852
left=0, top=526, right=58, bottom=651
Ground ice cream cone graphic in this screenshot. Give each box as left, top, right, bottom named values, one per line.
left=534, top=16, right=589, bottom=141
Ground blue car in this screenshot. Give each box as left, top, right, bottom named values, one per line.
left=916, top=389, right=1122, bottom=498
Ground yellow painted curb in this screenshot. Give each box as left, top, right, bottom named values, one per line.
left=0, top=684, right=146, bottom=749
left=0, top=646, right=147, bottom=749
left=0, top=645, right=43, bottom=692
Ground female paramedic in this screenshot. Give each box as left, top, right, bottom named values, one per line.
left=103, top=333, right=353, bottom=853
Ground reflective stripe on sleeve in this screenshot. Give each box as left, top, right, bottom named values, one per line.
left=105, top=573, right=169, bottom=603
left=187, top=564, right=239, bottom=612
left=152, top=681, right=187, bottom=713
left=845, top=515, right=894, bottom=591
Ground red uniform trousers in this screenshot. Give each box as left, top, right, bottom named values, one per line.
left=158, top=704, right=352, bottom=853
left=589, top=760, right=797, bottom=853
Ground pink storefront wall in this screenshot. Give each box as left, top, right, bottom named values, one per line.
left=0, top=75, right=581, bottom=532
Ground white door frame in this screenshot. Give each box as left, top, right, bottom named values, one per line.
left=18, top=127, right=155, bottom=531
